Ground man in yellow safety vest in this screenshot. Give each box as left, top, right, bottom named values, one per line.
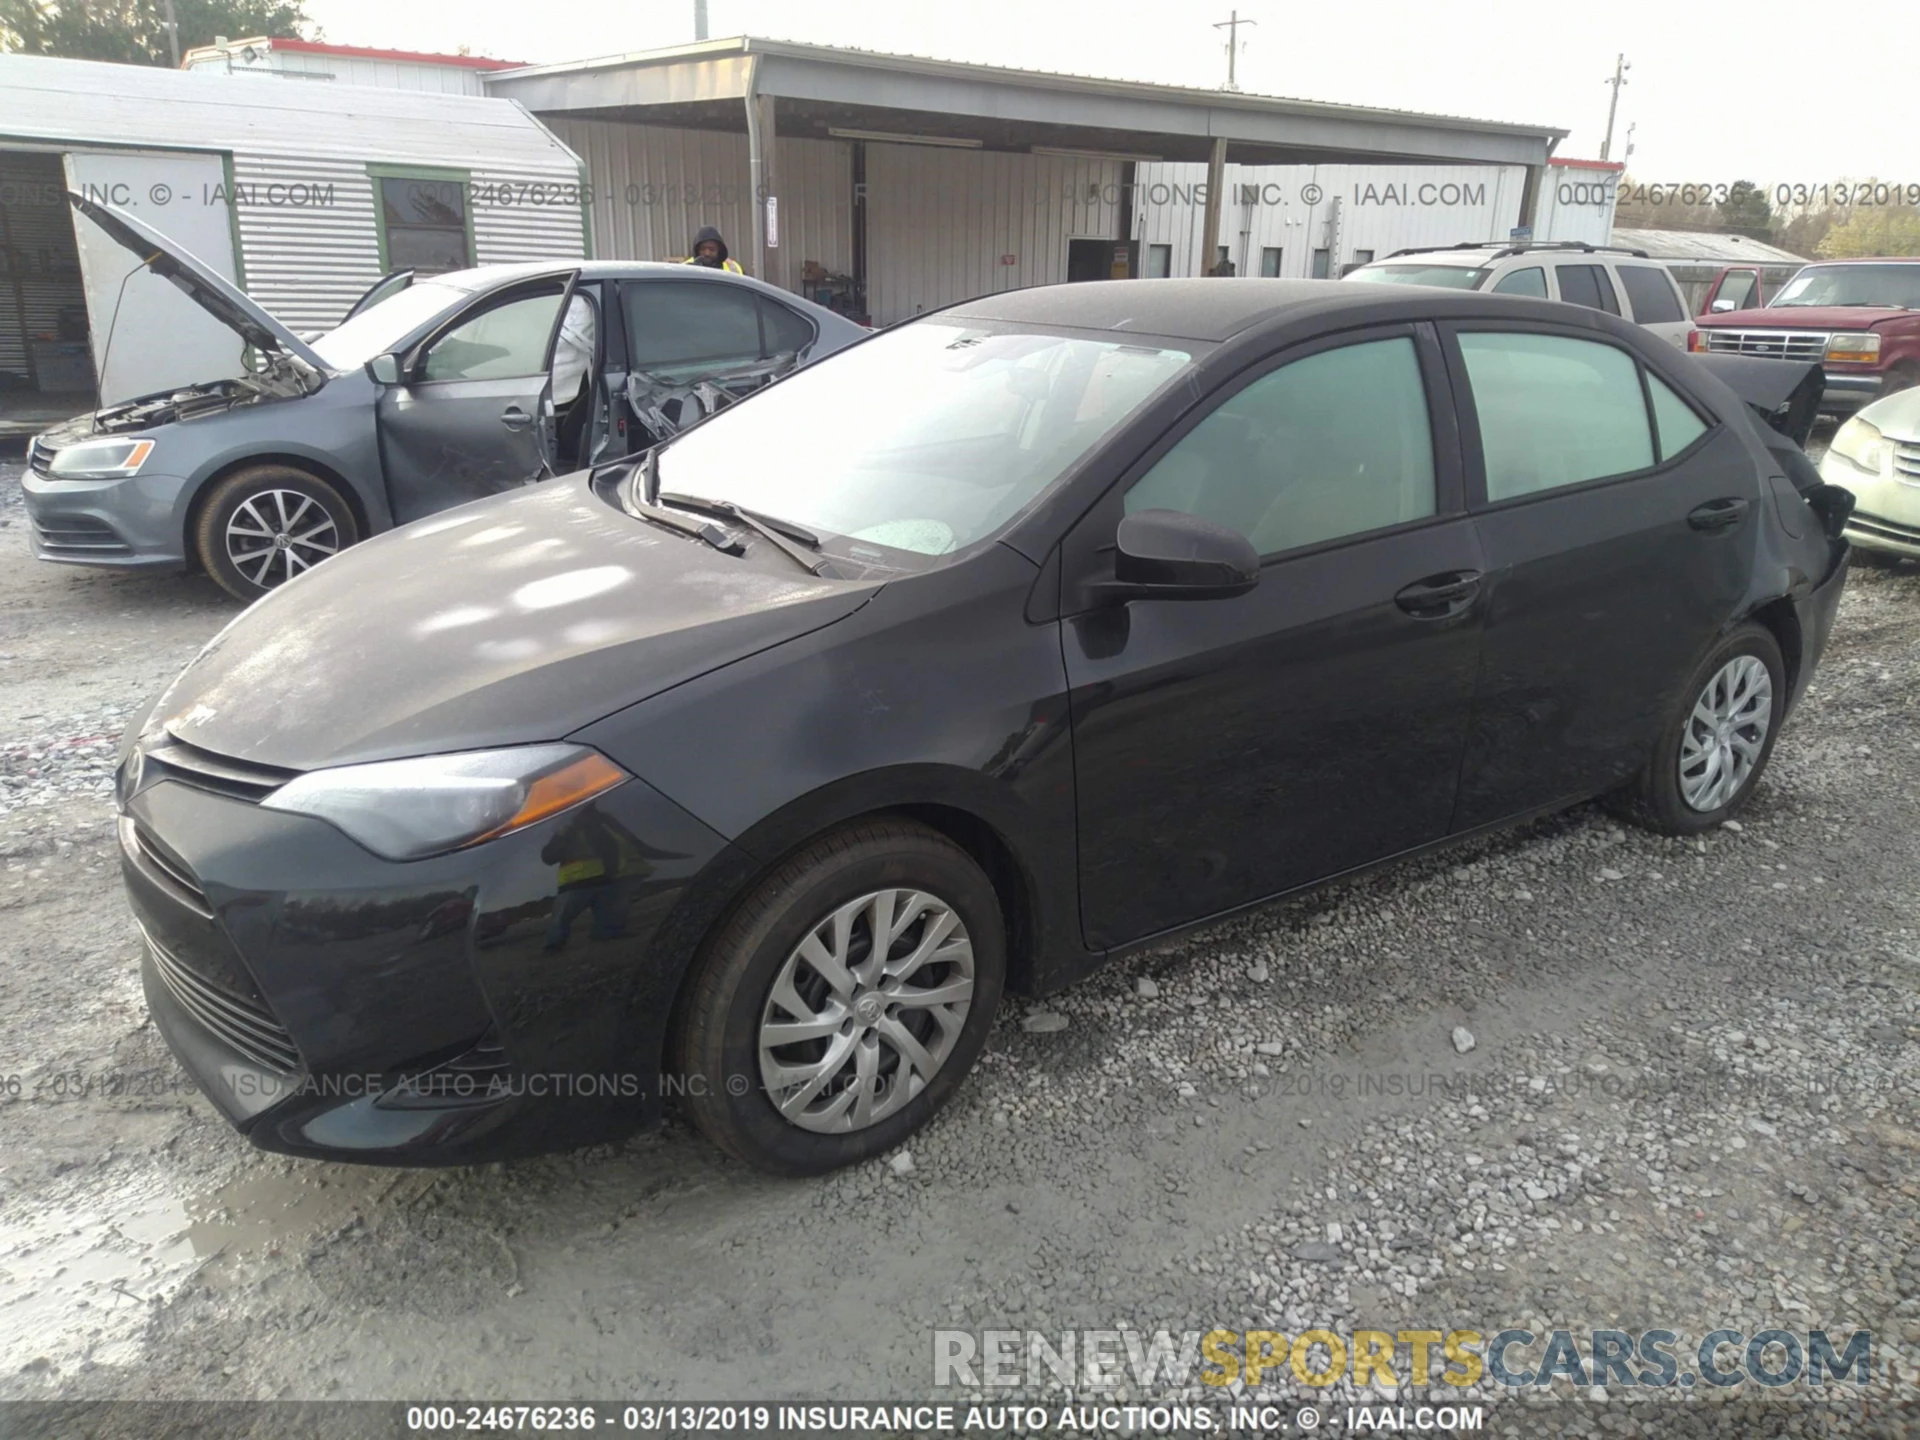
left=683, top=226, right=744, bottom=274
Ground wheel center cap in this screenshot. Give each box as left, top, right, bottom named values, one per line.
left=853, top=993, right=883, bottom=1025
left=274, top=534, right=290, bottom=549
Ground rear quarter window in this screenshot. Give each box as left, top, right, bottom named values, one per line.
left=1617, top=265, right=1686, bottom=324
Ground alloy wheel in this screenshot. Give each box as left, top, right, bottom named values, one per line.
left=756, top=888, right=975, bottom=1134
left=225, top=489, right=341, bottom=589
left=1677, top=654, right=1773, bottom=811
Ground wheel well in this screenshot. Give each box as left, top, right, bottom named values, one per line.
left=890, top=803, right=1040, bottom=991
left=1749, top=597, right=1802, bottom=698
left=183, top=454, right=371, bottom=571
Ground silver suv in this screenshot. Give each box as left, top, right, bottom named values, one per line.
left=1345, top=242, right=1694, bottom=350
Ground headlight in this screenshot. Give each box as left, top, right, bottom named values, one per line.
left=1829, top=416, right=1890, bottom=475
left=1824, top=332, right=1881, bottom=365
left=260, top=744, right=628, bottom=861
left=47, top=437, right=155, bottom=479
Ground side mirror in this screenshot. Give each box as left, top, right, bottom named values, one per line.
left=365, top=353, right=402, bottom=385
left=1093, top=509, right=1261, bottom=604
left=1709, top=298, right=1738, bottom=314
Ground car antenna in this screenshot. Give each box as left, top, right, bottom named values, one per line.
left=90, top=251, right=158, bottom=434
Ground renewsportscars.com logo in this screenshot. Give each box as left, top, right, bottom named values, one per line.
left=933, top=1327, right=1874, bottom=1391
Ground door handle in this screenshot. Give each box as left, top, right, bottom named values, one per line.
left=1394, top=570, right=1482, bottom=619
left=1688, top=497, right=1750, bottom=532
left=501, top=406, right=532, bottom=431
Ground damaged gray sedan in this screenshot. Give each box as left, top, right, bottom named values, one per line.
left=24, top=193, right=864, bottom=599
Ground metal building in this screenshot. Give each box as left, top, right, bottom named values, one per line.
left=0, top=52, right=585, bottom=430
left=181, top=36, right=521, bottom=95
left=487, top=36, right=1568, bottom=326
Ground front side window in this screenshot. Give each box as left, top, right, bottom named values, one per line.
left=1617, top=265, right=1686, bottom=323
left=1459, top=332, right=1654, bottom=500
left=1555, top=264, right=1620, bottom=314
left=1124, top=337, right=1436, bottom=557
left=1491, top=266, right=1548, bottom=298
left=420, top=289, right=565, bottom=382
left=377, top=175, right=471, bottom=275
left=650, top=323, right=1192, bottom=569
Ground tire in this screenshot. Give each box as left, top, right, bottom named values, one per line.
left=193, top=464, right=359, bottom=601
left=1618, top=622, right=1785, bottom=835
left=671, top=820, right=1006, bottom=1176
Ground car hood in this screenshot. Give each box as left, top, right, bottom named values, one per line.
left=68, top=190, right=329, bottom=372
left=1856, top=384, right=1920, bottom=439
left=1701, top=305, right=1898, bottom=330
left=153, top=477, right=878, bottom=772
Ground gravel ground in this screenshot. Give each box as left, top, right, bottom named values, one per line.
left=0, top=447, right=1915, bottom=1437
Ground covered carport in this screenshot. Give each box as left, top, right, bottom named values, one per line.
left=487, top=37, right=1565, bottom=326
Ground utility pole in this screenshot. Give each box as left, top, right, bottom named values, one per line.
left=1600, top=53, right=1630, bottom=161
left=162, top=0, right=180, bottom=66
left=693, top=0, right=708, bottom=41
left=1213, top=10, right=1255, bottom=92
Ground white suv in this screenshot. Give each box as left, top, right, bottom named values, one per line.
left=1344, top=242, right=1694, bottom=349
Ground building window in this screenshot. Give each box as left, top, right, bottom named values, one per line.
left=375, top=173, right=472, bottom=275
left=1311, top=248, right=1331, bottom=279
left=1146, top=244, right=1172, bottom=279
left=1260, top=247, right=1283, bottom=277
left=1351, top=249, right=1374, bottom=266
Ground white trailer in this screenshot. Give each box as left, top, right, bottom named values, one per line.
left=0, top=53, right=586, bottom=431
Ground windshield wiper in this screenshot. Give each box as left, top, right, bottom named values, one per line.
left=618, top=471, right=744, bottom=555
left=657, top=491, right=842, bottom=578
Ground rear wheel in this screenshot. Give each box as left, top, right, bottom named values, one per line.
left=193, top=464, right=359, bottom=601
left=1617, top=622, right=1785, bottom=835
left=672, top=820, right=1005, bottom=1175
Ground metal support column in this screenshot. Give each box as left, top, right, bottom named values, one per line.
left=1199, top=136, right=1228, bottom=275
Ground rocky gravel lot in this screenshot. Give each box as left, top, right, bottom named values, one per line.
left=0, top=449, right=1916, bottom=1437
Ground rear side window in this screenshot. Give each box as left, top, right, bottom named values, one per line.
left=1648, top=372, right=1709, bottom=457
left=1458, top=332, right=1654, bottom=500
left=1555, top=264, right=1620, bottom=314
left=760, top=298, right=816, bottom=355
left=1491, top=266, right=1547, bottom=297
left=624, top=281, right=764, bottom=370
left=1617, top=265, right=1686, bottom=323
left=1125, top=336, right=1435, bottom=556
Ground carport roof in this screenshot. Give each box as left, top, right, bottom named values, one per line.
left=485, top=35, right=1566, bottom=169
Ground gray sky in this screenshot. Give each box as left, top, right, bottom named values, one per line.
left=301, top=0, right=1919, bottom=183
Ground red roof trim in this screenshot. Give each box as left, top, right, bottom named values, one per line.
left=1549, top=157, right=1626, bottom=172
left=267, top=38, right=525, bottom=70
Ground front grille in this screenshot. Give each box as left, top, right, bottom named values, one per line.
left=144, top=733, right=297, bottom=803
left=380, top=1034, right=512, bottom=1108
left=1847, top=510, right=1920, bottom=547
left=144, top=925, right=300, bottom=1074
left=1895, top=441, right=1920, bottom=481
left=27, top=437, right=53, bottom=476
left=33, top=517, right=131, bottom=556
left=119, top=816, right=212, bottom=918
left=1702, top=329, right=1830, bottom=362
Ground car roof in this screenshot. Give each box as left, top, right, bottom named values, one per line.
left=419, top=259, right=805, bottom=296
left=946, top=276, right=1556, bottom=343
left=1361, top=252, right=1496, bottom=269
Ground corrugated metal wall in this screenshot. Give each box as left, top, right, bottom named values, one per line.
left=544, top=117, right=852, bottom=293
left=185, top=49, right=493, bottom=95
left=864, top=145, right=1122, bottom=324
left=1533, top=168, right=1619, bottom=246
left=0, top=151, right=87, bottom=387
left=1135, top=162, right=1541, bottom=278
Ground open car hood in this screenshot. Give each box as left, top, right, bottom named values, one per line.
left=1688, top=353, right=1825, bottom=449
left=67, top=191, right=329, bottom=372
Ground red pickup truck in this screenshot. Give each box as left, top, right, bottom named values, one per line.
left=1687, top=257, right=1920, bottom=413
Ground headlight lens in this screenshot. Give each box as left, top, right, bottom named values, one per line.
left=260, top=744, right=628, bottom=861
left=47, top=437, right=155, bottom=479
left=1829, top=417, right=1890, bottom=475
left=1824, top=332, right=1881, bottom=364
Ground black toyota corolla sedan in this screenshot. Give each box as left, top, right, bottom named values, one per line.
left=118, top=279, right=1851, bottom=1175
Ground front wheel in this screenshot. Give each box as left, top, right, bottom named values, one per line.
left=671, top=820, right=1006, bottom=1175
left=1619, top=622, right=1785, bottom=835
left=193, top=464, right=359, bottom=601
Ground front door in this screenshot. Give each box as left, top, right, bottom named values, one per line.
left=1062, top=326, right=1486, bottom=950
left=1444, top=323, right=1760, bottom=828
left=375, top=272, right=577, bottom=524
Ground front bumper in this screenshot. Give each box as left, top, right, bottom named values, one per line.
left=22, top=467, right=192, bottom=569
left=1822, top=445, right=1920, bottom=556
left=1821, top=372, right=1883, bottom=414
left=1786, top=538, right=1850, bottom=716
left=121, top=760, right=739, bottom=1165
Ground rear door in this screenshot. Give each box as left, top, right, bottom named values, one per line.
left=1443, top=322, right=1760, bottom=829
left=374, top=271, right=578, bottom=524
left=1612, top=262, right=1692, bottom=348
left=1550, top=262, right=1623, bottom=318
